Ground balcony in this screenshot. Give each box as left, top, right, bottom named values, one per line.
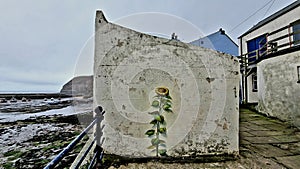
left=239, top=23, right=300, bottom=69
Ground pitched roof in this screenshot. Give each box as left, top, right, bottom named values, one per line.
left=239, top=0, right=300, bottom=38
left=190, top=28, right=239, bottom=56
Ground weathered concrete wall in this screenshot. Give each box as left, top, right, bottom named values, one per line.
left=257, top=51, right=300, bottom=128
left=94, top=11, right=239, bottom=158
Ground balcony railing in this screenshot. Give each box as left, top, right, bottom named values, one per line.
left=239, top=24, right=300, bottom=68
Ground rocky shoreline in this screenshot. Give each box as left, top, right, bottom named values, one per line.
left=0, top=109, right=94, bottom=169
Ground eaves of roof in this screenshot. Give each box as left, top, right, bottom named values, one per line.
left=239, top=0, right=300, bottom=38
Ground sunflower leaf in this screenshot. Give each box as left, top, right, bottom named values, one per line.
left=166, top=95, right=172, bottom=100
left=150, top=119, right=157, bottom=125
left=151, top=138, right=160, bottom=145
left=145, top=129, right=155, bottom=136
left=147, top=145, right=156, bottom=149
left=155, top=115, right=165, bottom=123
left=148, top=111, right=159, bottom=115
left=154, top=115, right=161, bottom=122
left=163, top=104, right=171, bottom=110
left=159, top=139, right=166, bottom=144
left=158, top=149, right=167, bottom=156
left=158, top=127, right=167, bottom=134
left=151, top=100, right=159, bottom=107
left=164, top=108, right=173, bottom=113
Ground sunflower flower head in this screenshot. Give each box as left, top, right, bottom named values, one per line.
left=155, top=87, right=169, bottom=96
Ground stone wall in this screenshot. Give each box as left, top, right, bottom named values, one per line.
left=94, top=11, right=240, bottom=158
left=257, top=51, right=300, bottom=128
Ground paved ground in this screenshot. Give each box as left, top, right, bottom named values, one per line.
left=239, top=107, right=300, bottom=169
left=107, top=107, right=300, bottom=169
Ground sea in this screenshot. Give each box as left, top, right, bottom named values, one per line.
left=0, top=97, right=93, bottom=122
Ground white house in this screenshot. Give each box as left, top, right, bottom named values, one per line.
left=239, top=0, right=300, bottom=128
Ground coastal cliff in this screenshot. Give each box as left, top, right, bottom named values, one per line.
left=60, top=76, right=93, bottom=97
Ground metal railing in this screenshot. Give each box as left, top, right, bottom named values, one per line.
left=239, top=24, right=300, bottom=68
left=44, top=106, right=105, bottom=169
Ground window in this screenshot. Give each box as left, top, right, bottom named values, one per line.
left=292, top=20, right=300, bottom=45
left=247, top=34, right=267, bottom=63
left=252, top=73, right=258, bottom=92
left=297, top=66, right=300, bottom=83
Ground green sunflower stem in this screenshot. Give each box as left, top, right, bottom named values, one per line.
left=146, top=87, right=172, bottom=157
left=156, top=96, right=163, bottom=157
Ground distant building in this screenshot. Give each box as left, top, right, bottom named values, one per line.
left=239, top=0, right=300, bottom=128
left=190, top=28, right=238, bottom=56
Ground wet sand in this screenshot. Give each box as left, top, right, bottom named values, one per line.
left=0, top=98, right=93, bottom=169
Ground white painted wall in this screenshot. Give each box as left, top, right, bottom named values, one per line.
left=239, top=5, right=300, bottom=103
left=94, top=11, right=240, bottom=158
left=240, top=5, right=300, bottom=55
left=257, top=51, right=300, bottom=128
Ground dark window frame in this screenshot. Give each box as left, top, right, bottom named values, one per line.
left=297, top=66, right=300, bottom=83
left=252, top=73, right=258, bottom=92
left=291, top=20, right=300, bottom=46
left=246, top=34, right=268, bottom=63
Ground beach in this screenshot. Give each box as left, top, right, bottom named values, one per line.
left=0, top=96, right=93, bottom=169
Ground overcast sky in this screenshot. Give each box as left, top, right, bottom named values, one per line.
left=0, top=0, right=296, bottom=93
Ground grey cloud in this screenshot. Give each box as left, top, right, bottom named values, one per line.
left=0, top=0, right=296, bottom=92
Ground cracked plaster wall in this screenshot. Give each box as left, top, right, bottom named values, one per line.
left=94, top=11, right=240, bottom=158
left=257, top=51, right=300, bottom=129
